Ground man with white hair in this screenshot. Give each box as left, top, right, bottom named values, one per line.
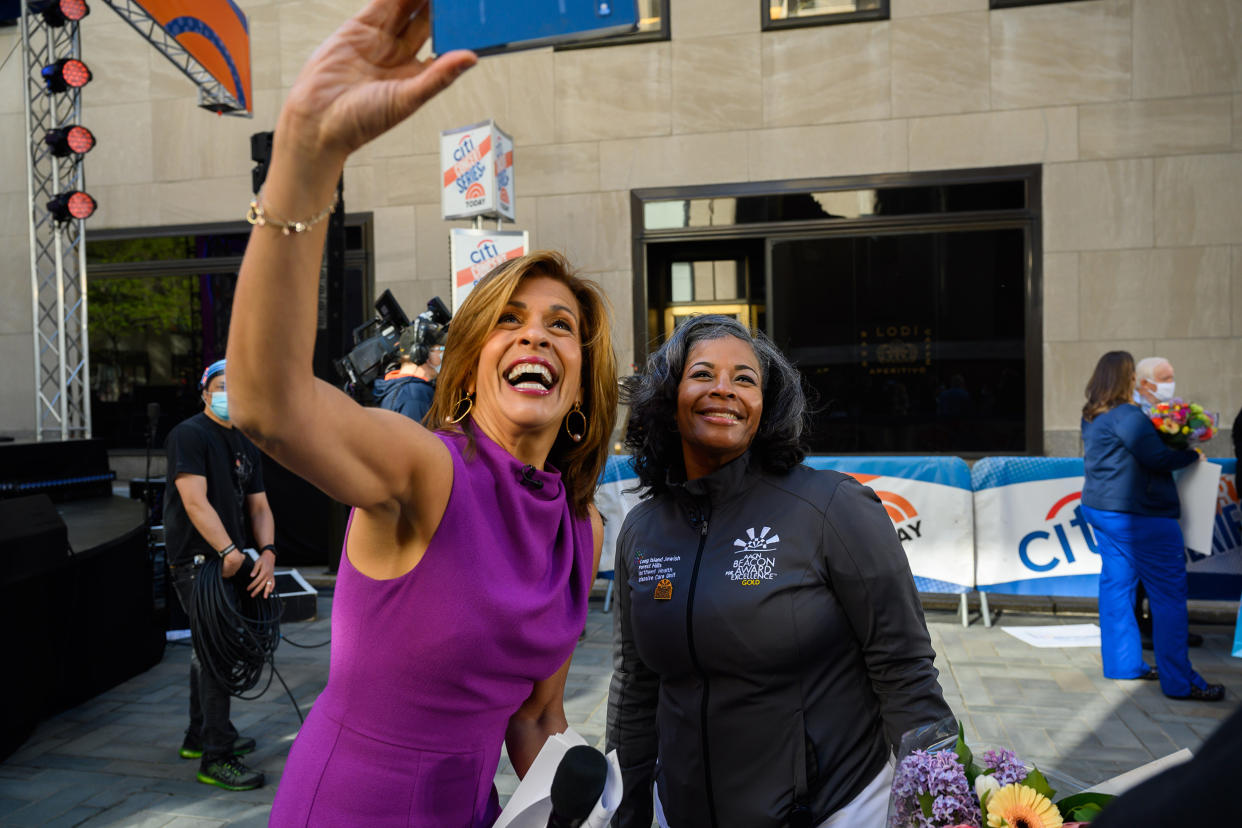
left=1131, top=355, right=1202, bottom=649
left=1134, top=356, right=1176, bottom=412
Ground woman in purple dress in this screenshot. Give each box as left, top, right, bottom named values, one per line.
left=224, top=3, right=618, bottom=823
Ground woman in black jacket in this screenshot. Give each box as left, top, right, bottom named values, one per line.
left=606, top=315, right=951, bottom=828
left=1079, top=351, right=1222, bottom=702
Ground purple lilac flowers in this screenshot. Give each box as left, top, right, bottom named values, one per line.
left=889, top=750, right=981, bottom=828
left=981, top=748, right=1027, bottom=787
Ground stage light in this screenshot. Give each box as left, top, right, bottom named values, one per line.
left=32, top=0, right=90, bottom=27
left=46, top=191, right=96, bottom=222
left=41, top=57, right=91, bottom=93
left=44, top=125, right=95, bottom=157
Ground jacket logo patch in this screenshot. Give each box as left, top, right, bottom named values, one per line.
left=635, top=552, right=681, bottom=584
left=726, top=527, right=779, bottom=585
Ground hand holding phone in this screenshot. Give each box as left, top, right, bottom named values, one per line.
left=432, top=0, right=639, bottom=56
left=280, top=0, right=477, bottom=166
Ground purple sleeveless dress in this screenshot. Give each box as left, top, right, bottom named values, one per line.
left=269, top=428, right=593, bottom=827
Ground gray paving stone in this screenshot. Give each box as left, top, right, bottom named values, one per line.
left=2, top=794, right=84, bottom=827
left=41, top=805, right=104, bottom=827
left=161, top=817, right=224, bottom=828
left=0, top=797, right=28, bottom=819
left=5, top=598, right=1239, bottom=825
left=220, top=805, right=272, bottom=828
left=74, top=792, right=175, bottom=827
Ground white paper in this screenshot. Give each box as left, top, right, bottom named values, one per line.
left=493, top=728, right=621, bottom=828
left=1083, top=748, right=1193, bottom=795
left=1000, top=624, right=1101, bottom=648
left=1175, top=461, right=1222, bottom=556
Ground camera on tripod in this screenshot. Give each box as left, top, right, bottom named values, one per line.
left=334, top=291, right=451, bottom=401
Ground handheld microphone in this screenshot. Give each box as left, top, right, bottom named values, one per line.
left=147, top=402, right=161, bottom=432
left=547, top=745, right=608, bottom=828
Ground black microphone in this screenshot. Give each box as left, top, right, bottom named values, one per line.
left=547, top=745, right=608, bottom=828
left=147, top=402, right=161, bottom=432
left=519, top=464, right=544, bottom=490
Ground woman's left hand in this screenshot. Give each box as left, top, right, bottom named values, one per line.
left=279, top=0, right=476, bottom=167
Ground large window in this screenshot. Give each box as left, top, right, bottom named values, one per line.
left=556, top=0, right=668, bottom=49
left=990, top=1, right=1088, bottom=8
left=769, top=229, right=1027, bottom=453
left=632, top=168, right=1042, bottom=455
left=86, top=219, right=371, bottom=449
left=763, top=0, right=888, bottom=30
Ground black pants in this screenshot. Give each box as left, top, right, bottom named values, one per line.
left=172, top=565, right=237, bottom=765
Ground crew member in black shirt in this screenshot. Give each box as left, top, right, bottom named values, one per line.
left=163, top=358, right=276, bottom=791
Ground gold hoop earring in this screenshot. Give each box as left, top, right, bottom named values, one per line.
left=447, top=392, right=474, bottom=424
left=564, top=401, right=587, bottom=443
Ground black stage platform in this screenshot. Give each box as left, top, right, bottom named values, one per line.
left=1, top=441, right=164, bottom=761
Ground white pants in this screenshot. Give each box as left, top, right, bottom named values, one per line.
left=654, top=758, right=895, bottom=828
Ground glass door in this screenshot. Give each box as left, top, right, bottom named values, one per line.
left=767, top=227, right=1028, bottom=453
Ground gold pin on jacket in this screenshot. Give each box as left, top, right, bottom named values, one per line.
left=654, top=578, right=673, bottom=600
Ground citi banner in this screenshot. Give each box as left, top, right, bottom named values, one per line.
left=803, top=457, right=974, bottom=594
left=972, top=457, right=1241, bottom=599
left=440, top=120, right=515, bottom=221
left=449, top=229, right=528, bottom=312
left=972, top=458, right=1098, bottom=596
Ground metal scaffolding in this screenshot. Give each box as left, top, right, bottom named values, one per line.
left=100, top=0, right=250, bottom=115
left=21, top=4, right=91, bottom=441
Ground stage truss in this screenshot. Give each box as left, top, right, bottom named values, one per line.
left=21, top=5, right=91, bottom=441
left=100, top=0, right=249, bottom=115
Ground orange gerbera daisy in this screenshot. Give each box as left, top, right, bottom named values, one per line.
left=985, top=783, right=1063, bottom=828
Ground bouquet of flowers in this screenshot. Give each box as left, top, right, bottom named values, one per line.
left=887, top=719, right=1114, bottom=828
left=1148, top=399, right=1217, bottom=450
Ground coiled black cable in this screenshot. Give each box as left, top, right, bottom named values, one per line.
left=190, top=555, right=282, bottom=700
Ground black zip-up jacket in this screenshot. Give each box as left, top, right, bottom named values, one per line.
left=606, top=452, right=951, bottom=827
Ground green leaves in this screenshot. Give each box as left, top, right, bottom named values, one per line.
left=918, top=791, right=934, bottom=820
left=1021, top=766, right=1056, bottom=802
left=1054, top=792, right=1115, bottom=822
left=955, top=721, right=980, bottom=787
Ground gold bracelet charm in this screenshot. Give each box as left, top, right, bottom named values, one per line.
left=246, top=191, right=338, bottom=235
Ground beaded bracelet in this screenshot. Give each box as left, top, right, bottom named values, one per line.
left=246, top=190, right=338, bottom=235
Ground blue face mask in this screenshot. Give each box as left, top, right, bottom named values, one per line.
left=209, top=391, right=229, bottom=421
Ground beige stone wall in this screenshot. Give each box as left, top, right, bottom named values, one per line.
left=1, top=0, right=1240, bottom=453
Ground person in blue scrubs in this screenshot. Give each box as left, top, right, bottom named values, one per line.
left=1079, top=351, right=1224, bottom=702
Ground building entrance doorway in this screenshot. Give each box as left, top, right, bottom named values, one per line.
left=633, top=168, right=1041, bottom=455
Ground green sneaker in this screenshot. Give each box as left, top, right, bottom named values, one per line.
left=197, top=756, right=264, bottom=791
left=179, top=733, right=257, bottom=760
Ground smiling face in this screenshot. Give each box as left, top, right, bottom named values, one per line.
left=675, top=335, right=763, bottom=480
left=471, top=275, right=584, bottom=454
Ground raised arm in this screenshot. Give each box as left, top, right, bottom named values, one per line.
left=226, top=0, right=475, bottom=512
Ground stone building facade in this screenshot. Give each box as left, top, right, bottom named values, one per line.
left=1, top=0, right=1239, bottom=456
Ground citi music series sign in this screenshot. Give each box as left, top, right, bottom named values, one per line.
left=449, top=228, right=529, bottom=312
left=440, top=120, right=516, bottom=222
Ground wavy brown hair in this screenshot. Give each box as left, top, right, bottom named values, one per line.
left=1082, top=350, right=1135, bottom=422
left=424, top=250, right=618, bottom=517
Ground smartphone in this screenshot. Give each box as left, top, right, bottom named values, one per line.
left=432, top=0, right=640, bottom=56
